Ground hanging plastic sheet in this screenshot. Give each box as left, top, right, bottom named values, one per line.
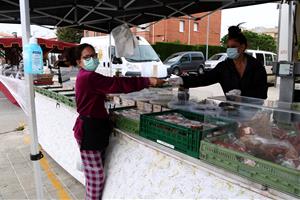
left=0, top=75, right=28, bottom=115
left=111, top=24, right=138, bottom=58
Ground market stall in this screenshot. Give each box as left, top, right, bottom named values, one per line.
left=0, top=37, right=77, bottom=82
left=0, top=0, right=299, bottom=199
left=0, top=37, right=76, bottom=64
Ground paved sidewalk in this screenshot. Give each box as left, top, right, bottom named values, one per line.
left=0, top=97, right=85, bottom=200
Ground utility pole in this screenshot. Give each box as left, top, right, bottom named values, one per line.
left=188, top=16, right=191, bottom=45
left=206, top=15, right=210, bottom=60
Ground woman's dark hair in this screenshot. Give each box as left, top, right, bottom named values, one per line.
left=64, top=43, right=95, bottom=66
left=227, top=25, right=247, bottom=47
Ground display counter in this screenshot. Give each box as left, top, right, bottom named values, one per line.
left=34, top=87, right=299, bottom=199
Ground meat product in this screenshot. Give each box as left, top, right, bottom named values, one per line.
left=238, top=126, right=255, bottom=137
left=257, top=145, right=288, bottom=162
left=213, top=141, right=246, bottom=152
left=271, top=127, right=288, bottom=139
left=240, top=135, right=262, bottom=149
left=285, top=148, right=299, bottom=160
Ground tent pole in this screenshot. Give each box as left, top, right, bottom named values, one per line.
left=109, top=33, right=112, bottom=76
left=278, top=1, right=295, bottom=103
left=19, top=0, right=44, bottom=199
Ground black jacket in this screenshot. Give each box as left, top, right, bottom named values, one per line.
left=182, top=54, right=268, bottom=99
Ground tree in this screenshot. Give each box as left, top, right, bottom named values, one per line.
left=221, top=30, right=277, bottom=53
left=56, top=27, right=83, bottom=43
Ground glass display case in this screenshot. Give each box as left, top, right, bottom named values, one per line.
left=197, top=95, right=300, bottom=197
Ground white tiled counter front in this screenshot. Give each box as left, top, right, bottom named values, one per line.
left=35, top=93, right=84, bottom=184
left=35, top=93, right=296, bottom=199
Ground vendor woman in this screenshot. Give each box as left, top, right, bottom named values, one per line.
left=68, top=43, right=164, bottom=199
left=181, top=25, right=268, bottom=99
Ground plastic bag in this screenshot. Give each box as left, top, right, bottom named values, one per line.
left=111, top=24, right=138, bottom=58
left=0, top=75, right=28, bottom=115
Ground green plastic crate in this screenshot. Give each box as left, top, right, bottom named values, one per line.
left=35, top=87, right=77, bottom=108
left=110, top=106, right=140, bottom=134
left=140, top=109, right=236, bottom=158
left=200, top=135, right=300, bottom=198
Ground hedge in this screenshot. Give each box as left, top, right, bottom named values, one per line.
left=152, top=42, right=226, bottom=61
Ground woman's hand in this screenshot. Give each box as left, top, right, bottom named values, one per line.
left=166, top=77, right=183, bottom=87
left=149, top=77, right=165, bottom=87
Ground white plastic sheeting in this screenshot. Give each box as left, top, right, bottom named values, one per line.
left=0, top=75, right=28, bottom=115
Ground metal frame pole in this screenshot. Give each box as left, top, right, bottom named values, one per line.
left=278, top=1, right=295, bottom=103
left=109, top=33, right=112, bottom=76
left=19, top=0, right=44, bottom=198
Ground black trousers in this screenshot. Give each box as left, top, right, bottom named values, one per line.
left=80, top=116, right=112, bottom=151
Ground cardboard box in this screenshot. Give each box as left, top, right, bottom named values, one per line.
left=153, top=104, right=162, bottom=112
left=113, top=96, right=121, bottom=104
left=122, top=99, right=136, bottom=106
left=136, top=101, right=145, bottom=110
left=144, top=102, right=153, bottom=112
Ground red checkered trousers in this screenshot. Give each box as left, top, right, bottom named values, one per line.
left=78, top=142, right=106, bottom=200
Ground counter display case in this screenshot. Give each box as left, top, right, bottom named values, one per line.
left=200, top=95, right=300, bottom=197
left=32, top=85, right=299, bottom=199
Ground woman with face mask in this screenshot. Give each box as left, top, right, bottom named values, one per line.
left=178, top=25, right=268, bottom=99
left=67, top=43, right=164, bottom=199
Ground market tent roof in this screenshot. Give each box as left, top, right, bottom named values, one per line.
left=0, top=0, right=278, bottom=33
left=0, top=37, right=77, bottom=52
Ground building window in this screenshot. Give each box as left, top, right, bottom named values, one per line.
left=85, top=30, right=89, bottom=36
left=194, top=22, right=199, bottom=32
left=137, top=23, right=150, bottom=32
left=179, top=20, right=184, bottom=32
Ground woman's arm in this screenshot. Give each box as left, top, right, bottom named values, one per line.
left=89, top=72, right=150, bottom=94
left=181, top=62, right=222, bottom=88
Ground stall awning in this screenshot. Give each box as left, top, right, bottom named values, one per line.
left=0, top=37, right=77, bottom=51
left=0, top=0, right=278, bottom=33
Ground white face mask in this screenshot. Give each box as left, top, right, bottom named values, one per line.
left=226, top=48, right=240, bottom=59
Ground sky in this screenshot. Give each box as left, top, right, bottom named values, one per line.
left=0, top=3, right=280, bottom=39
left=221, top=3, right=279, bottom=37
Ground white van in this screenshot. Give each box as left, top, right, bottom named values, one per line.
left=80, top=36, right=167, bottom=78
left=245, top=49, right=277, bottom=83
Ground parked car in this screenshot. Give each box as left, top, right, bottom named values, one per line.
left=204, top=53, right=227, bottom=71
left=164, top=51, right=205, bottom=75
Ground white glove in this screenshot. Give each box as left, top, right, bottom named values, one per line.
left=166, top=77, right=183, bottom=87
left=226, top=89, right=241, bottom=96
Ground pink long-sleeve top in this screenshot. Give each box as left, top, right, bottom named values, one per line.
left=73, top=69, right=150, bottom=141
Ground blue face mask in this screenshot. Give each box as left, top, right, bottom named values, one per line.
left=83, top=57, right=99, bottom=71
left=226, top=48, right=240, bottom=59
